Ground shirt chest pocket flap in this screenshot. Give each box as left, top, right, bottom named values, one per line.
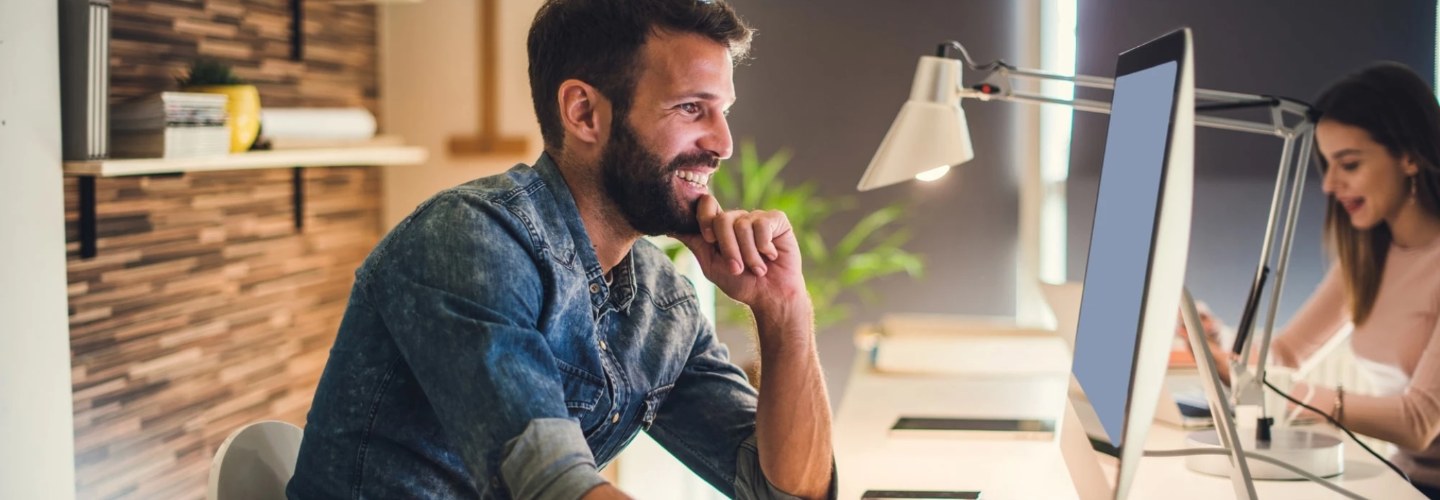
left=554, top=359, right=608, bottom=432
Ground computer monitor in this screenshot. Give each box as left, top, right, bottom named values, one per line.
left=1057, top=28, right=1196, bottom=500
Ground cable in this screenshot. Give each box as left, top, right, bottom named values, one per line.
left=1263, top=377, right=1411, bottom=482
left=939, top=40, right=1014, bottom=72
left=1144, top=448, right=1365, bottom=500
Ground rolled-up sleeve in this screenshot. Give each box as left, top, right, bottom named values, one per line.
left=369, top=191, right=603, bottom=498
left=502, top=419, right=607, bottom=499
left=646, top=318, right=837, bottom=499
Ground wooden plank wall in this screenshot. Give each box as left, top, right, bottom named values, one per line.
left=66, top=1, right=382, bottom=498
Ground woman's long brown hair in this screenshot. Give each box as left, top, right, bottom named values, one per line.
left=1314, top=62, right=1440, bottom=325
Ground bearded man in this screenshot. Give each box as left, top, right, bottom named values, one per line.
left=287, top=1, right=836, bottom=499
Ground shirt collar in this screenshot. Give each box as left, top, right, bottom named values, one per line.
left=531, top=153, right=638, bottom=314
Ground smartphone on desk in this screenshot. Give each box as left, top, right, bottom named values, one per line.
left=861, top=490, right=981, bottom=499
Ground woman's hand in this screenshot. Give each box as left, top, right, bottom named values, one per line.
left=1173, top=301, right=1235, bottom=383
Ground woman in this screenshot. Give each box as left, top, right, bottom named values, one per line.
left=1195, top=62, right=1440, bottom=497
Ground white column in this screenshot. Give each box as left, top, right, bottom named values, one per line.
left=1014, top=0, right=1077, bottom=328
left=1038, top=0, right=1076, bottom=289
left=1012, top=0, right=1047, bottom=326
left=0, top=0, right=78, bottom=498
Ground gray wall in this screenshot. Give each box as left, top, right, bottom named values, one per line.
left=723, top=0, right=1026, bottom=405
left=1068, top=0, right=1435, bottom=329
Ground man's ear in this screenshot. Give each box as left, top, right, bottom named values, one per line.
left=558, top=79, right=611, bottom=148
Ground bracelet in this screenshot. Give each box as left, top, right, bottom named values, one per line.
left=1332, top=385, right=1345, bottom=426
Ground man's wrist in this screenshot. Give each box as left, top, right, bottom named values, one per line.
left=751, top=295, right=813, bottom=332
left=751, top=299, right=814, bottom=357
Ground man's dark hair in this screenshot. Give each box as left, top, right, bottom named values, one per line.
left=527, top=0, right=753, bottom=152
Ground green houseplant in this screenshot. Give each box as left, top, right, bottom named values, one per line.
left=698, top=141, right=925, bottom=331
left=177, top=59, right=262, bottom=153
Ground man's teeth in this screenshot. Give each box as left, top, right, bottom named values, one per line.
left=676, top=171, right=710, bottom=187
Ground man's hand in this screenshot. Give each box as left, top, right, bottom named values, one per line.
left=673, top=194, right=809, bottom=317
left=674, top=194, right=833, bottom=499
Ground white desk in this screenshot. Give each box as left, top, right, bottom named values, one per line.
left=834, top=338, right=1424, bottom=499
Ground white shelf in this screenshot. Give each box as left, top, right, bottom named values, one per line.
left=63, top=145, right=428, bottom=177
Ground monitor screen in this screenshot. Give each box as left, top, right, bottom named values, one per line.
left=1071, top=60, right=1180, bottom=450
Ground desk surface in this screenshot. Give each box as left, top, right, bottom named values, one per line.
left=834, top=338, right=1423, bottom=500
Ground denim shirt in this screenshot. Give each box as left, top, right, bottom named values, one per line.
left=288, top=154, right=833, bottom=499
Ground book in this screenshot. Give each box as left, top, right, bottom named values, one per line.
left=110, top=127, right=231, bottom=159
left=109, top=92, right=231, bottom=159
left=111, top=92, right=229, bottom=130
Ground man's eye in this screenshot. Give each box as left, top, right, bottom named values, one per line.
left=678, top=103, right=701, bottom=114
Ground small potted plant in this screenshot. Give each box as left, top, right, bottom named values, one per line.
left=177, top=59, right=261, bottom=153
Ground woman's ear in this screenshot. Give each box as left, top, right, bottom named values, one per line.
left=557, top=79, right=611, bottom=148
left=1402, top=154, right=1422, bottom=177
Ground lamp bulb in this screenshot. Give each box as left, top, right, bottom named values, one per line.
left=915, top=165, right=951, bottom=182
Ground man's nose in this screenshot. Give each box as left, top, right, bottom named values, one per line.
left=699, top=113, right=733, bottom=160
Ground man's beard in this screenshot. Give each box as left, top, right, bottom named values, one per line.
left=600, top=119, right=717, bottom=236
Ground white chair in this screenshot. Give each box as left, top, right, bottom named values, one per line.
left=207, top=420, right=304, bottom=500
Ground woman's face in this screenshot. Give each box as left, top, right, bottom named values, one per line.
left=1316, top=119, right=1419, bottom=230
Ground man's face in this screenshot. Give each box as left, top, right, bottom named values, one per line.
left=599, top=31, right=736, bottom=236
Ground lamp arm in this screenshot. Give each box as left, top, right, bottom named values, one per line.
left=937, top=40, right=1014, bottom=72
left=1252, top=125, right=1316, bottom=398
left=937, top=41, right=1321, bottom=411
left=968, top=72, right=1311, bottom=138
left=939, top=41, right=1313, bottom=138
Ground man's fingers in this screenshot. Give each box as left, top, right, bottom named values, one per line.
left=755, top=212, right=781, bottom=260
left=734, top=215, right=766, bottom=276
left=696, top=195, right=722, bottom=244
left=712, top=211, right=744, bottom=275
left=688, top=206, right=791, bottom=278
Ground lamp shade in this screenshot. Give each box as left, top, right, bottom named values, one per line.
left=857, top=55, right=974, bottom=191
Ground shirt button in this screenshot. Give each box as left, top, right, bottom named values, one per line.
left=598, top=339, right=608, bottom=351
left=611, top=412, right=620, bottom=424
left=589, top=283, right=601, bottom=294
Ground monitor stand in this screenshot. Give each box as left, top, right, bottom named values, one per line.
left=1056, top=289, right=1258, bottom=500
left=1179, top=289, right=1344, bottom=480
left=1183, top=427, right=1344, bottom=479
left=1178, top=288, right=1259, bottom=498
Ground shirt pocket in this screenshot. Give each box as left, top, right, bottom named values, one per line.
left=607, top=383, right=676, bottom=462
left=554, top=359, right=608, bottom=434
left=640, top=384, right=675, bottom=431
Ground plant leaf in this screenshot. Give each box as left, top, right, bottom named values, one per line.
left=741, top=144, right=791, bottom=209
left=712, top=157, right=741, bottom=208
left=835, top=205, right=904, bottom=258
left=802, top=230, right=829, bottom=266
